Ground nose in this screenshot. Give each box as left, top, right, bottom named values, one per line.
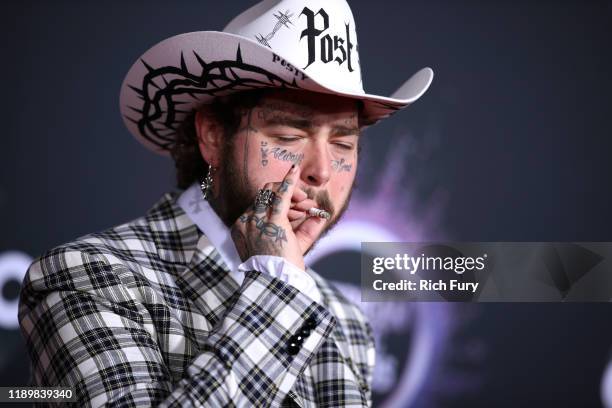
left=300, top=140, right=331, bottom=187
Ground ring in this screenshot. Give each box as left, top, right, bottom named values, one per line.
left=254, top=189, right=275, bottom=208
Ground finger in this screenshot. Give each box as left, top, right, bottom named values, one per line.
left=253, top=182, right=303, bottom=204
left=290, top=198, right=318, bottom=213
left=290, top=218, right=305, bottom=230
left=252, top=182, right=277, bottom=215
left=288, top=209, right=307, bottom=222
left=270, top=164, right=300, bottom=220
left=291, top=187, right=307, bottom=203
left=294, top=215, right=328, bottom=253
left=259, top=183, right=304, bottom=202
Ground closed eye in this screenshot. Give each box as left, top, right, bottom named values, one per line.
left=333, top=142, right=355, bottom=150
left=275, top=135, right=304, bottom=143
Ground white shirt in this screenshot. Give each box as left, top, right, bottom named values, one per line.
left=178, top=183, right=322, bottom=304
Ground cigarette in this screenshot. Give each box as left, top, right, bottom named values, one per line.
left=308, top=207, right=330, bottom=219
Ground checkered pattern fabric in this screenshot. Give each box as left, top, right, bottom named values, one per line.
left=18, top=192, right=375, bottom=407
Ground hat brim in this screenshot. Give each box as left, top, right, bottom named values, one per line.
left=120, top=31, right=433, bottom=155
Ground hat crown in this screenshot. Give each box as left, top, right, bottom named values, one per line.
left=119, top=0, right=433, bottom=155
left=223, top=0, right=363, bottom=93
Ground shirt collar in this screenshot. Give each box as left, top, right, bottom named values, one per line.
left=177, top=182, right=243, bottom=273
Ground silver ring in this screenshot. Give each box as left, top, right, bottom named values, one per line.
left=254, top=189, right=275, bottom=208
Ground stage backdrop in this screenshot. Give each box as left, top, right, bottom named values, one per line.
left=2, top=1, right=612, bottom=407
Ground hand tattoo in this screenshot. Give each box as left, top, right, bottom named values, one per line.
left=271, top=194, right=283, bottom=214
left=237, top=214, right=288, bottom=256
left=278, top=178, right=292, bottom=193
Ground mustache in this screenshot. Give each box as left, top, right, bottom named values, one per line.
left=302, top=187, right=334, bottom=218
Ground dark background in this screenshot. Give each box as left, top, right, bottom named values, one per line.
left=2, top=1, right=611, bottom=407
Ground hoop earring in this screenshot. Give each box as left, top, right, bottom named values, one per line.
left=200, top=164, right=215, bottom=200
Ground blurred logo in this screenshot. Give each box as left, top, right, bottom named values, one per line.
left=0, top=251, right=32, bottom=329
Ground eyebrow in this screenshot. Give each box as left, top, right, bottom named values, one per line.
left=263, top=115, right=360, bottom=136
left=264, top=115, right=313, bottom=131
left=330, top=125, right=360, bottom=137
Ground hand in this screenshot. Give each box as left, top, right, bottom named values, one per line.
left=230, top=165, right=325, bottom=270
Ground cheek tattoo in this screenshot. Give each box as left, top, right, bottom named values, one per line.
left=260, top=141, right=269, bottom=166
left=331, top=158, right=353, bottom=172
left=270, top=147, right=304, bottom=165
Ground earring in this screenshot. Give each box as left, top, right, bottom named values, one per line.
left=200, top=164, right=214, bottom=200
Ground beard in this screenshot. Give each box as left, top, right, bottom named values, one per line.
left=209, top=144, right=354, bottom=255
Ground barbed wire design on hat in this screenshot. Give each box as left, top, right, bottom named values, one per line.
left=255, top=10, right=294, bottom=49
left=124, top=45, right=301, bottom=151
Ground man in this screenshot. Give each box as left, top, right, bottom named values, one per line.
left=18, top=0, right=432, bottom=406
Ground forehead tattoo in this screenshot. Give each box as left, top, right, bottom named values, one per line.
left=255, top=100, right=360, bottom=135
left=257, top=101, right=315, bottom=121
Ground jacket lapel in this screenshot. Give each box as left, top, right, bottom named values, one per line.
left=146, top=193, right=240, bottom=333
left=177, top=234, right=241, bottom=328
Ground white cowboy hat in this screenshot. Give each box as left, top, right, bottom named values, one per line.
left=119, top=0, right=434, bottom=155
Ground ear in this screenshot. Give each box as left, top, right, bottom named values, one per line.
left=194, top=105, right=223, bottom=167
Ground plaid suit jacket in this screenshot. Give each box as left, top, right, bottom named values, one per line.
left=18, top=192, right=376, bottom=407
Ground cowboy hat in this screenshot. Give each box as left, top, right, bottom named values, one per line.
left=119, top=0, right=434, bottom=155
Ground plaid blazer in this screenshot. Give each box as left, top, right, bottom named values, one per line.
left=18, top=192, right=375, bottom=407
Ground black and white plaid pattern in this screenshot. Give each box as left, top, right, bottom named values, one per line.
left=18, top=192, right=375, bottom=407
